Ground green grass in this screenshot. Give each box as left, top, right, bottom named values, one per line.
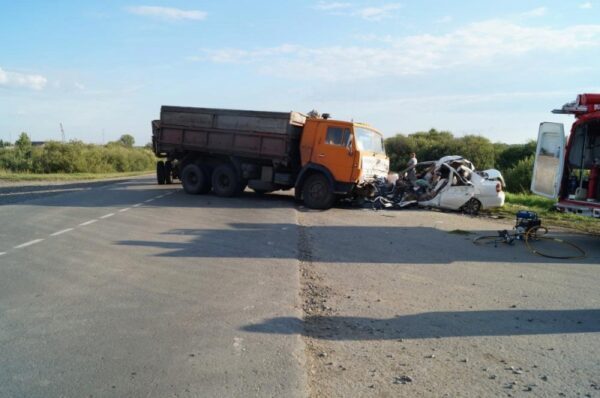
left=486, top=192, right=600, bottom=235
left=0, top=170, right=153, bottom=182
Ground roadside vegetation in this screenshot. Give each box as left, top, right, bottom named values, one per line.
left=0, top=133, right=155, bottom=181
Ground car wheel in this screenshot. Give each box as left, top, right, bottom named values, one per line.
left=462, top=198, right=482, bottom=215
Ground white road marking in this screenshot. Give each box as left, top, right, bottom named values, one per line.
left=50, top=228, right=74, bottom=237
left=119, top=208, right=130, bottom=212
left=14, top=239, right=44, bottom=249
left=79, top=220, right=98, bottom=227
left=0, top=252, right=6, bottom=256
left=132, top=203, right=142, bottom=208
left=100, top=213, right=115, bottom=219
left=144, top=199, right=154, bottom=203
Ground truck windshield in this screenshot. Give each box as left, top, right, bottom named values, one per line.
left=354, top=127, right=385, bottom=153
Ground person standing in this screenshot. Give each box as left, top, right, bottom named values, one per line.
left=407, top=152, right=417, bottom=183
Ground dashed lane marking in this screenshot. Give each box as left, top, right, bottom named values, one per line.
left=144, top=199, right=154, bottom=203
left=132, top=203, right=142, bottom=208
left=79, top=220, right=98, bottom=227
left=100, top=213, right=115, bottom=219
left=0, top=252, right=6, bottom=256
left=50, top=228, right=74, bottom=237
left=14, top=239, right=45, bottom=249
left=119, top=208, right=131, bottom=212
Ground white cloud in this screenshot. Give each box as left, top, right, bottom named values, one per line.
left=314, top=2, right=402, bottom=21
left=354, top=3, right=402, bottom=21
left=521, top=7, right=547, bottom=17
left=128, top=6, right=207, bottom=21
left=314, top=1, right=352, bottom=11
left=580, top=2, right=593, bottom=8
left=193, top=19, right=600, bottom=81
left=0, top=67, right=47, bottom=90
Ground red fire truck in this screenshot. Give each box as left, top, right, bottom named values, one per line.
left=532, top=94, right=600, bottom=218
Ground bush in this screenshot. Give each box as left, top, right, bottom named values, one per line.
left=0, top=134, right=156, bottom=174
left=502, top=156, right=534, bottom=193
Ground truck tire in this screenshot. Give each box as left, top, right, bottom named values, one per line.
left=157, top=161, right=166, bottom=185
left=164, top=161, right=173, bottom=184
left=212, top=164, right=241, bottom=197
left=181, top=164, right=210, bottom=194
left=302, top=174, right=335, bottom=210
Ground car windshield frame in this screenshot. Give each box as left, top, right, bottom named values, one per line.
left=354, top=126, right=385, bottom=154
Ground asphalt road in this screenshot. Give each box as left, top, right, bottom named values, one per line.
left=1, top=176, right=599, bottom=397
left=0, top=177, right=306, bottom=398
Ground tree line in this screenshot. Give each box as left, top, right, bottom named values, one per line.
left=385, top=129, right=536, bottom=193
left=0, top=132, right=155, bottom=174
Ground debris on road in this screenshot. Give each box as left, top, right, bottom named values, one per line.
left=393, top=375, right=413, bottom=384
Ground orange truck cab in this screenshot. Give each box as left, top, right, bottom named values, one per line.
left=295, top=117, right=389, bottom=208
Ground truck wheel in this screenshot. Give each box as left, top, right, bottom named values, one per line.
left=302, top=174, right=335, bottom=210
left=212, top=164, right=241, bottom=197
left=157, top=161, right=166, bottom=185
left=181, top=164, right=209, bottom=194
left=164, top=161, right=173, bottom=184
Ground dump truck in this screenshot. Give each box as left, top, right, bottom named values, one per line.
left=151, top=106, right=389, bottom=209
left=532, top=93, right=600, bottom=217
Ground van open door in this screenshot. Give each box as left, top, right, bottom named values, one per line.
left=531, top=122, right=565, bottom=199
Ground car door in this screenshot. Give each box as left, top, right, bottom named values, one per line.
left=531, top=122, right=565, bottom=199
left=439, top=168, right=475, bottom=209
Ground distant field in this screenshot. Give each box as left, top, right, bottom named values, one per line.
left=0, top=171, right=153, bottom=183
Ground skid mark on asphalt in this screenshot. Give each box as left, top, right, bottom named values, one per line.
left=14, top=239, right=45, bottom=249
left=2, top=190, right=177, bottom=257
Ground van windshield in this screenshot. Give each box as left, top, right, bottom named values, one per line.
left=354, top=127, right=385, bottom=153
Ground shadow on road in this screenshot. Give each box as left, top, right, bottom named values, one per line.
left=239, top=309, right=600, bottom=340
left=116, top=222, right=600, bottom=264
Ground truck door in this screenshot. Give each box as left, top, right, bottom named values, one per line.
left=314, top=125, right=354, bottom=182
left=531, top=122, right=565, bottom=199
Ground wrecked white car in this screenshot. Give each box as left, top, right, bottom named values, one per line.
left=372, top=156, right=505, bottom=214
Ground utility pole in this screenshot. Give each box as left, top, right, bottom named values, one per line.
left=60, top=123, right=65, bottom=142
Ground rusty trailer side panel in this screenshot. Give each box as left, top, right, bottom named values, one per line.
left=153, top=106, right=306, bottom=163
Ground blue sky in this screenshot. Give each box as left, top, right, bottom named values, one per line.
left=1, top=1, right=599, bottom=145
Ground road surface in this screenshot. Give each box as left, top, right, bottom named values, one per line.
left=1, top=176, right=599, bottom=397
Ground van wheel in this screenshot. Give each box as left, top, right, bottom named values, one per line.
left=181, top=164, right=209, bottom=194
left=302, top=174, right=335, bottom=210
left=164, top=161, right=173, bottom=184
left=157, top=161, right=166, bottom=185
left=212, top=164, right=241, bottom=197
left=462, top=198, right=482, bottom=215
